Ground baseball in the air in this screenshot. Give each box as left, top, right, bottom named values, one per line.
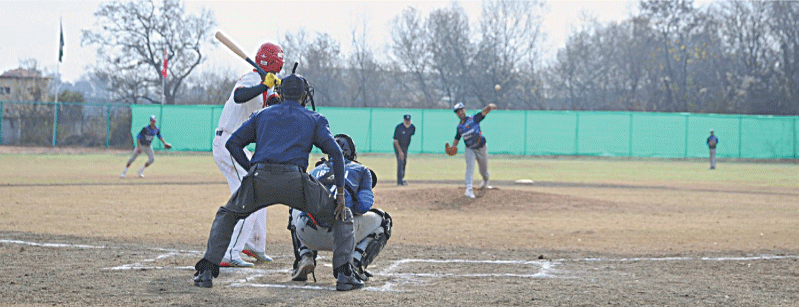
left=494, top=84, right=501, bottom=91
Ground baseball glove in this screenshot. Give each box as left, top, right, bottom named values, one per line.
left=445, top=143, right=457, bottom=156
left=164, top=143, right=172, bottom=149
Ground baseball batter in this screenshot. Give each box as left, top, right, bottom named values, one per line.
left=288, top=134, right=392, bottom=282
left=447, top=102, right=498, bottom=198
left=212, top=42, right=284, bottom=267
left=121, top=115, right=170, bottom=178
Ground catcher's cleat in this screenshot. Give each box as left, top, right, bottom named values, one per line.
left=291, top=254, right=315, bottom=282
left=335, top=264, right=364, bottom=291
left=242, top=250, right=273, bottom=263
left=220, top=257, right=254, bottom=267
left=464, top=188, right=475, bottom=198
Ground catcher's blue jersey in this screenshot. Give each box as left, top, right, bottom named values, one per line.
left=455, top=112, right=487, bottom=149
left=309, top=160, right=374, bottom=215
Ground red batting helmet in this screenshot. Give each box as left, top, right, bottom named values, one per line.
left=255, top=42, right=284, bottom=73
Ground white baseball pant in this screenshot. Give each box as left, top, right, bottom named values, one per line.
left=291, top=209, right=384, bottom=265
left=212, top=131, right=267, bottom=260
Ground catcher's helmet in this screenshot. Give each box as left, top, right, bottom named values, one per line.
left=334, top=134, right=357, bottom=161
left=453, top=102, right=465, bottom=113
left=255, top=42, right=284, bottom=73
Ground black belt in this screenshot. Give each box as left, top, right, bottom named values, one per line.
left=255, top=163, right=303, bottom=173
left=215, top=130, right=223, bottom=136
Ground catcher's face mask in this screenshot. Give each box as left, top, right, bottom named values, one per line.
left=334, top=134, right=356, bottom=161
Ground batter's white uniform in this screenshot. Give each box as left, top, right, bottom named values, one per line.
left=213, top=71, right=275, bottom=263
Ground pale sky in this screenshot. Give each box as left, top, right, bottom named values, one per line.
left=0, top=0, right=641, bottom=83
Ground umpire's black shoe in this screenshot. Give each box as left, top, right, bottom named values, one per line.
left=194, top=269, right=213, bottom=288
left=193, top=258, right=219, bottom=288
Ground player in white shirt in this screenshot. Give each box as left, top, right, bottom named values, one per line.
left=212, top=42, right=284, bottom=267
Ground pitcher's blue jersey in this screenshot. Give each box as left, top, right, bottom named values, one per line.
left=137, top=125, right=162, bottom=146
left=455, top=112, right=487, bottom=149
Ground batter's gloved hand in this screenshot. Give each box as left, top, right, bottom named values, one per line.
left=445, top=143, right=457, bottom=156
left=262, top=73, right=281, bottom=88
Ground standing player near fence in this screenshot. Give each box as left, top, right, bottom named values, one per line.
left=445, top=102, right=497, bottom=198
left=121, top=115, right=171, bottom=178
left=212, top=42, right=284, bottom=267
left=393, top=114, right=415, bottom=186
left=706, top=129, right=718, bottom=170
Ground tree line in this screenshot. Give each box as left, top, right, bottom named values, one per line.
left=73, top=0, right=799, bottom=115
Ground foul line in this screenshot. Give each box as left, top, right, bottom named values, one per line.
left=4, top=238, right=799, bottom=292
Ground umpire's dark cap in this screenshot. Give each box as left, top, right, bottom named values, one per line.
left=281, top=74, right=308, bottom=101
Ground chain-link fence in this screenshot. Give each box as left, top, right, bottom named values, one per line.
left=1, top=101, right=132, bottom=148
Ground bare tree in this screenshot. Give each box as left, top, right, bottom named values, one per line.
left=475, top=0, right=545, bottom=109
left=389, top=7, right=437, bottom=107
left=766, top=1, right=799, bottom=114
left=426, top=4, right=473, bottom=107
left=180, top=67, right=237, bottom=104
left=347, top=22, right=384, bottom=107
left=639, top=0, right=699, bottom=112
left=282, top=31, right=345, bottom=106
left=82, top=0, right=215, bottom=104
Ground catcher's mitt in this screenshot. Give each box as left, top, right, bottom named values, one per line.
left=445, top=143, right=457, bottom=156
left=164, top=143, right=172, bottom=149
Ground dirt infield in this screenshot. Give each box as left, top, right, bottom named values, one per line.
left=1, top=147, right=798, bottom=305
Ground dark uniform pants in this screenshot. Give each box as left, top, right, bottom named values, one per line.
left=395, top=147, right=408, bottom=184
left=203, top=163, right=354, bottom=271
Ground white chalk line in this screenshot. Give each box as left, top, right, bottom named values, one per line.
left=4, top=238, right=799, bottom=292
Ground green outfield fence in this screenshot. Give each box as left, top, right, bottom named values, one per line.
left=2, top=101, right=797, bottom=159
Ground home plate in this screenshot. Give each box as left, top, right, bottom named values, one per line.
left=514, top=179, right=534, bottom=184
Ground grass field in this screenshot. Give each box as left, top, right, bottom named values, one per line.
left=1, top=147, right=798, bottom=305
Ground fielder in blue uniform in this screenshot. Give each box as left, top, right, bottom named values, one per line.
left=393, top=114, right=415, bottom=185
left=450, top=102, right=497, bottom=198
left=121, top=115, right=170, bottom=178
left=289, top=134, right=392, bottom=282
left=707, top=129, right=718, bottom=169
left=193, top=72, right=363, bottom=291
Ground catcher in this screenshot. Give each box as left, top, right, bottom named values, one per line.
left=288, top=134, right=392, bottom=283
left=445, top=102, right=498, bottom=198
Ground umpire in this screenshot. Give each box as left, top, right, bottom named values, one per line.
left=193, top=72, right=363, bottom=291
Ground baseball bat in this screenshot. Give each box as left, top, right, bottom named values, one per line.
left=214, top=31, right=267, bottom=77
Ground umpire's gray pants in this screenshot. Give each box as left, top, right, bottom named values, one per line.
left=464, top=145, right=489, bottom=189
left=203, top=164, right=354, bottom=272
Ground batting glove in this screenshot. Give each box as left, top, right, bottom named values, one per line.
left=262, top=73, right=281, bottom=88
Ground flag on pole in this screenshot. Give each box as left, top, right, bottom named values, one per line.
left=161, top=48, right=168, bottom=79
left=58, top=19, right=64, bottom=62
